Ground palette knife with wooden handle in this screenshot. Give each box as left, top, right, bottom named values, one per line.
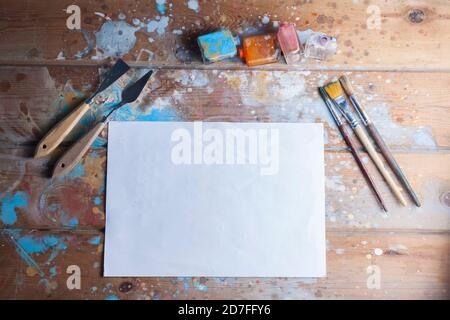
left=34, top=59, right=130, bottom=158
left=52, top=70, right=153, bottom=178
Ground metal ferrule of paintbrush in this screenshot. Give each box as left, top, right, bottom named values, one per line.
left=324, top=81, right=407, bottom=206
left=332, top=96, right=359, bottom=129
left=339, top=75, right=371, bottom=126
left=318, top=87, right=343, bottom=126
left=318, top=87, right=388, bottom=212
left=339, top=75, right=421, bottom=207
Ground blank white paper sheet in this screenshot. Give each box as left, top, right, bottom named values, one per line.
left=104, top=121, right=326, bottom=277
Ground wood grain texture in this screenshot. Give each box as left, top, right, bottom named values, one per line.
left=0, top=1, right=449, bottom=70
left=34, top=102, right=91, bottom=158
left=1, top=67, right=449, bottom=150
left=353, top=125, right=407, bottom=206
left=52, top=122, right=106, bottom=178
left=0, top=229, right=448, bottom=300
left=1, top=148, right=449, bottom=231
left=0, top=1, right=449, bottom=300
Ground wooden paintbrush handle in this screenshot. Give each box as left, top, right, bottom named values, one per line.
left=339, top=75, right=354, bottom=96
left=367, top=123, right=421, bottom=207
left=354, top=125, right=407, bottom=206
left=52, top=121, right=106, bottom=178
left=34, top=102, right=91, bottom=158
left=339, top=124, right=387, bottom=211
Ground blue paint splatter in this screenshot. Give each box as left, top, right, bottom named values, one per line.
left=14, top=234, right=68, bottom=265
left=49, top=266, right=57, bottom=278
left=111, top=103, right=180, bottom=122
left=156, top=0, right=167, bottom=14
left=88, top=236, right=101, bottom=246
left=66, top=217, right=79, bottom=228
left=104, top=295, right=120, bottom=300
left=66, top=163, right=85, bottom=179
left=98, top=184, right=105, bottom=194
left=90, top=150, right=101, bottom=158
left=195, top=283, right=208, bottom=292
left=0, top=191, right=28, bottom=225
left=93, top=196, right=102, bottom=206
left=178, top=277, right=190, bottom=290
left=147, top=16, right=170, bottom=36
left=91, top=136, right=107, bottom=148
left=140, top=107, right=180, bottom=121
left=17, top=235, right=60, bottom=254
left=4, top=229, right=45, bottom=277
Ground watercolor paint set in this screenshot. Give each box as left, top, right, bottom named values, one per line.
left=197, top=23, right=337, bottom=66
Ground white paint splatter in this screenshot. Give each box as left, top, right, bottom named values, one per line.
left=132, top=18, right=144, bottom=27
left=374, top=248, right=383, bottom=256
left=174, top=70, right=209, bottom=87
left=326, top=176, right=346, bottom=192
left=368, top=103, right=437, bottom=148
left=56, top=51, right=65, bottom=60
left=136, top=48, right=154, bottom=61
left=187, top=0, right=200, bottom=13
left=94, top=12, right=111, bottom=20
left=95, top=21, right=139, bottom=58
left=147, top=16, right=170, bottom=36
left=297, top=29, right=315, bottom=45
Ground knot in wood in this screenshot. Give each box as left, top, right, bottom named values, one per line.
left=409, top=9, right=425, bottom=23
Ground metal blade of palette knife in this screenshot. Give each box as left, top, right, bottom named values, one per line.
left=120, top=70, right=153, bottom=105
left=87, top=59, right=130, bottom=102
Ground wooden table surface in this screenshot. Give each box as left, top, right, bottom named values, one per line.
left=0, top=0, right=449, bottom=300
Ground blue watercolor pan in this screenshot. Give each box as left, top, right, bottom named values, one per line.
left=197, top=29, right=240, bottom=63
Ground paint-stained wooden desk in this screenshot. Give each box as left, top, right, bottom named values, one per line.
left=0, top=0, right=449, bottom=300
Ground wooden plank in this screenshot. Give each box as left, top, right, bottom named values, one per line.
left=1, top=66, right=449, bottom=150
left=0, top=229, right=448, bottom=300
left=1, top=148, right=449, bottom=231
left=0, top=1, right=449, bottom=70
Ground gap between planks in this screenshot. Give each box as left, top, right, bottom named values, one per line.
left=1, top=227, right=449, bottom=236
left=2, top=60, right=450, bottom=73
left=1, top=145, right=449, bottom=154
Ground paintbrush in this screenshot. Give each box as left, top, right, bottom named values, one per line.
left=339, top=75, right=421, bottom=207
left=324, top=81, right=407, bottom=207
left=319, top=87, right=388, bottom=212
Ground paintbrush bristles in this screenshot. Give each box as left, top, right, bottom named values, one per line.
left=339, top=75, right=354, bottom=96
left=324, top=81, right=344, bottom=100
